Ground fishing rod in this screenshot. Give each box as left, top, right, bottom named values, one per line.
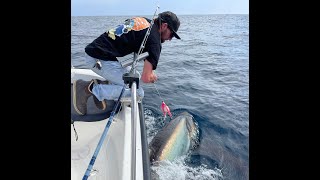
left=131, top=5, right=160, bottom=71
left=120, top=5, right=160, bottom=70
left=82, top=85, right=126, bottom=180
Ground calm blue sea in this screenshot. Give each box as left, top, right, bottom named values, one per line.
left=72, top=14, right=249, bottom=180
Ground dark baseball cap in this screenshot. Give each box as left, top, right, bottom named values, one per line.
left=158, top=11, right=181, bottom=39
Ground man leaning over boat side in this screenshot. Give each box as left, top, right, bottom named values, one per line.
left=73, top=11, right=181, bottom=115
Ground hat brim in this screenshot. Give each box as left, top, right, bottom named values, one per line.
left=172, top=30, right=181, bottom=39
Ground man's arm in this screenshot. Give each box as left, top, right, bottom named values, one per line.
left=141, top=59, right=158, bottom=83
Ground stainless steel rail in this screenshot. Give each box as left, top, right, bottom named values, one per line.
left=131, top=82, right=137, bottom=180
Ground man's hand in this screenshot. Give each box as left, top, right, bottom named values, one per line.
left=141, top=60, right=158, bottom=83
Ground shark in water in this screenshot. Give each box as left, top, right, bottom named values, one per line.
left=149, top=111, right=199, bottom=162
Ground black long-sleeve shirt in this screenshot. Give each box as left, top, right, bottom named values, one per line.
left=85, top=17, right=162, bottom=70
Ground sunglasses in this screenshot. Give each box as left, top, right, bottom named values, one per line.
left=160, top=17, right=174, bottom=38
left=167, top=26, right=174, bottom=38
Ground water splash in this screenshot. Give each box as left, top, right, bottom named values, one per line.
left=151, top=157, right=223, bottom=180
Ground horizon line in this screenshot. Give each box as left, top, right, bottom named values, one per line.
left=71, top=13, right=249, bottom=17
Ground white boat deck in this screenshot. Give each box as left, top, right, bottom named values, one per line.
left=71, top=68, right=148, bottom=180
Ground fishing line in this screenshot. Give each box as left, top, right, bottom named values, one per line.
left=152, top=78, right=173, bottom=120
left=152, top=82, right=163, bottom=100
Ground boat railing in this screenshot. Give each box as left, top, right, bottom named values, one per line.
left=125, top=8, right=158, bottom=178
left=119, top=52, right=149, bottom=68
left=131, top=81, right=138, bottom=180
left=123, top=55, right=151, bottom=180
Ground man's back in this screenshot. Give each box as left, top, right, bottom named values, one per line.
left=85, top=17, right=161, bottom=67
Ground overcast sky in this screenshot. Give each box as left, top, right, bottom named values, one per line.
left=71, top=0, right=249, bottom=16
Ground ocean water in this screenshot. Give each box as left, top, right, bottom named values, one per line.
left=72, top=14, right=249, bottom=180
